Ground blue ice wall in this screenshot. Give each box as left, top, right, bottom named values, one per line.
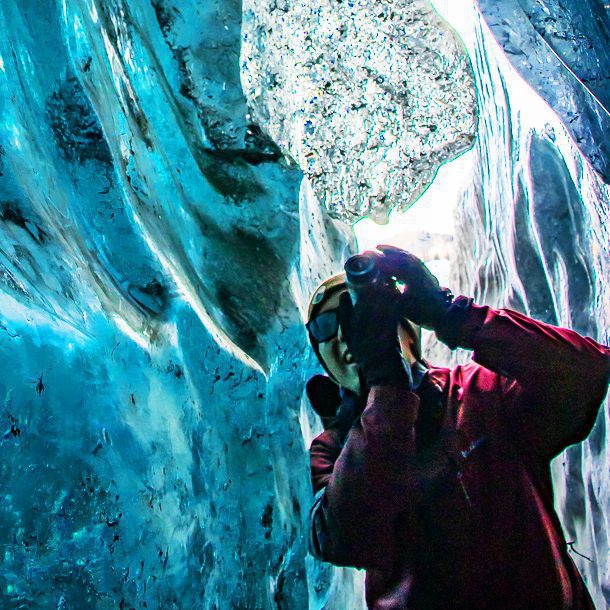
left=0, top=0, right=349, bottom=607
left=0, top=0, right=608, bottom=608
left=478, top=0, right=610, bottom=180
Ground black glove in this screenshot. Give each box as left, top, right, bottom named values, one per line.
left=306, top=375, right=342, bottom=421
left=306, top=375, right=363, bottom=438
left=375, top=245, right=454, bottom=331
left=338, top=290, right=412, bottom=389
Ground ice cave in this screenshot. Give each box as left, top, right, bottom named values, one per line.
left=0, top=0, right=608, bottom=608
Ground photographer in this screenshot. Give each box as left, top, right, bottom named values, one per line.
left=305, top=245, right=609, bottom=610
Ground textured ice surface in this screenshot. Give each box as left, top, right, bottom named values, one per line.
left=0, top=1, right=351, bottom=607
left=242, top=0, right=477, bottom=223
left=0, top=0, right=608, bottom=608
left=477, top=0, right=610, bottom=180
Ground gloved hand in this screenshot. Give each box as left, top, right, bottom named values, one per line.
left=306, top=375, right=342, bottom=421
left=375, top=245, right=454, bottom=331
left=306, top=375, right=362, bottom=438
left=338, top=289, right=412, bottom=389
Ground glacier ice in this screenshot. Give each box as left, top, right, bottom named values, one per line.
left=0, top=0, right=608, bottom=609
left=0, top=0, right=316, bottom=607
left=477, top=0, right=610, bottom=181
left=242, top=0, right=478, bottom=223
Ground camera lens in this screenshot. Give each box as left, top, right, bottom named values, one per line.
left=344, top=254, right=381, bottom=303
left=345, top=254, right=378, bottom=286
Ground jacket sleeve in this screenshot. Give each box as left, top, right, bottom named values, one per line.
left=309, top=385, right=420, bottom=570
left=438, top=298, right=610, bottom=459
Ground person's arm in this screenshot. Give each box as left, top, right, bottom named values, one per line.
left=376, top=245, right=609, bottom=459
left=437, top=298, right=610, bottom=458
left=309, top=385, right=419, bottom=570
left=309, top=283, right=420, bottom=570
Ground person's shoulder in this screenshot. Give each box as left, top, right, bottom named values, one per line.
left=429, top=361, right=495, bottom=391
left=426, top=364, right=451, bottom=390
left=446, top=359, right=507, bottom=394
left=310, top=427, right=343, bottom=452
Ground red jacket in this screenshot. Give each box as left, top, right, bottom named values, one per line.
left=309, top=299, right=610, bottom=609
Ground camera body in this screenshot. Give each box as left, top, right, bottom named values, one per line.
left=344, top=253, right=397, bottom=304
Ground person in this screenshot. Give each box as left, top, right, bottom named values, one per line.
left=305, top=245, right=610, bottom=610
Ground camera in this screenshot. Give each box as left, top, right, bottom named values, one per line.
left=344, top=253, right=396, bottom=304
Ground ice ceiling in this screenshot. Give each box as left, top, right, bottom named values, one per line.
left=0, top=0, right=608, bottom=609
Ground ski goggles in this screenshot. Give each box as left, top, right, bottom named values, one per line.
left=306, top=309, right=340, bottom=343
